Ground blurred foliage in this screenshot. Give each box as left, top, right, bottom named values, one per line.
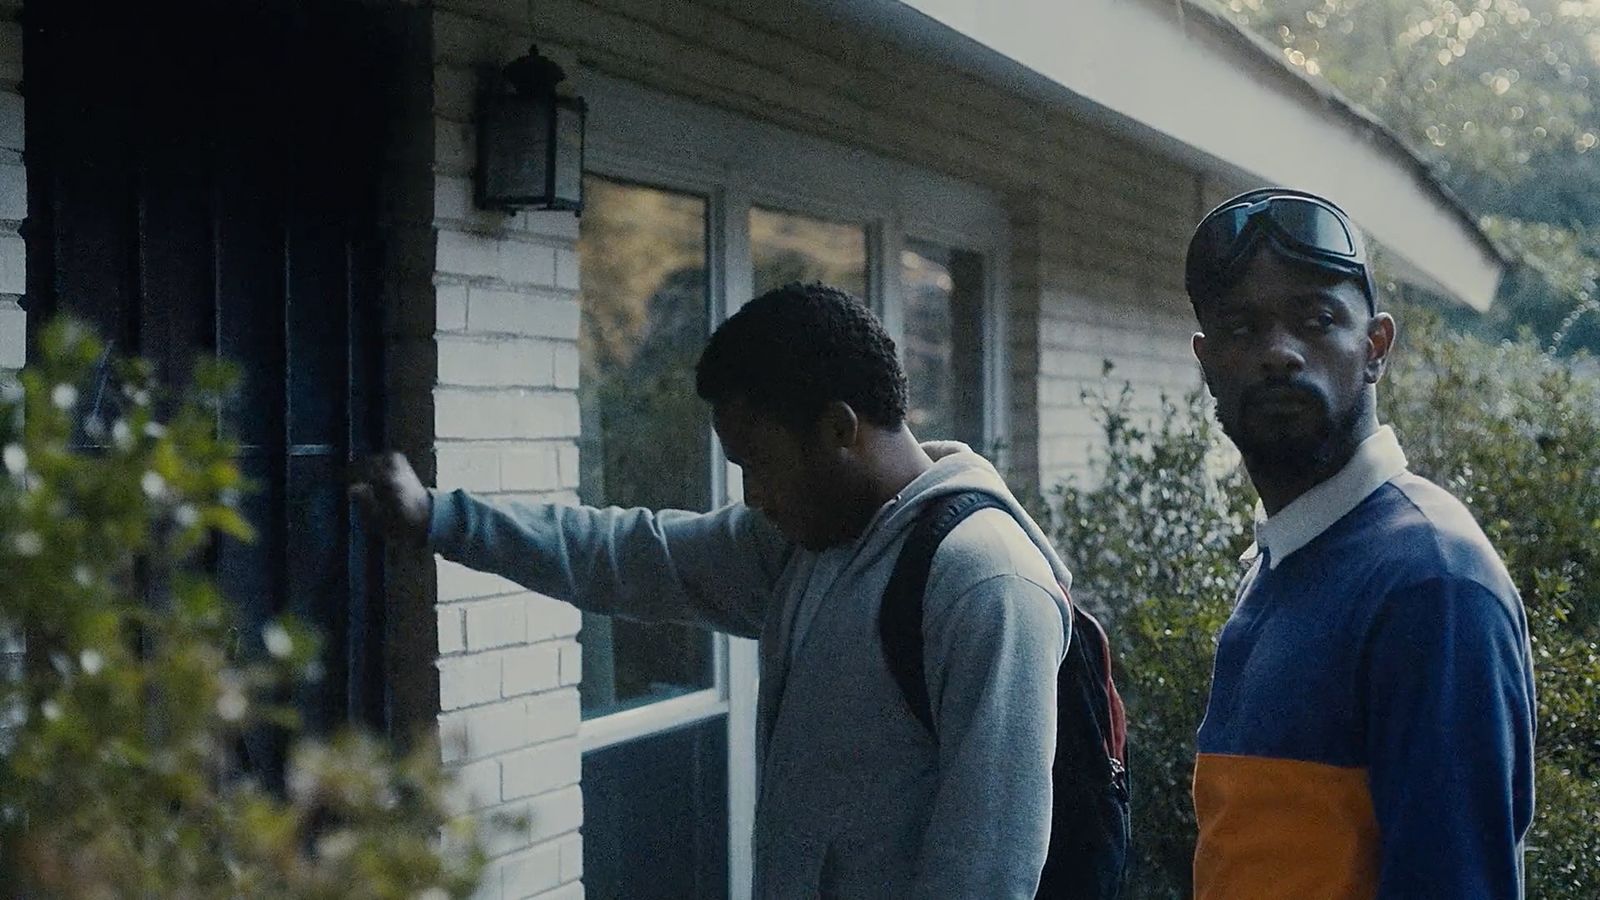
left=1211, top=0, right=1600, bottom=355
left=0, top=320, right=486, bottom=898
left=1051, top=314, right=1600, bottom=898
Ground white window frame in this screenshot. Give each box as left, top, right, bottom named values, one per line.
left=574, top=69, right=1010, bottom=900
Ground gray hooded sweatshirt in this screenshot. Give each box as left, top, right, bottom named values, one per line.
left=428, top=447, right=1072, bottom=899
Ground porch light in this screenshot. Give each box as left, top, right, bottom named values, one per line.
left=476, top=45, right=587, bottom=213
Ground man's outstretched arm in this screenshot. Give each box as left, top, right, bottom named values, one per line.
left=353, top=452, right=791, bottom=638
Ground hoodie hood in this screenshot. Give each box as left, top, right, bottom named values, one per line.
left=857, top=442, right=1074, bottom=594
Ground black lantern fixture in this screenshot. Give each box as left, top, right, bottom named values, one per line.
left=476, top=45, right=587, bottom=212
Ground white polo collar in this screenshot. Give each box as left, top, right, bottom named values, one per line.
left=1241, top=426, right=1409, bottom=569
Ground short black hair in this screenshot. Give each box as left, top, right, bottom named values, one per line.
left=695, top=281, right=908, bottom=431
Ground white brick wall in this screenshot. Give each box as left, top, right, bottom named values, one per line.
left=427, top=9, right=587, bottom=897
left=0, top=6, right=24, bottom=751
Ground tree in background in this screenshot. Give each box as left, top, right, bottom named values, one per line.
left=1213, top=0, right=1600, bottom=354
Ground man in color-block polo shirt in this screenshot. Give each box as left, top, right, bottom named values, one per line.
left=1184, top=188, right=1535, bottom=899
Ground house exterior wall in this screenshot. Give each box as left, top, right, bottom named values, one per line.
left=381, top=8, right=591, bottom=899
left=422, top=2, right=1225, bottom=897
left=434, top=0, right=1216, bottom=498
left=0, top=0, right=25, bottom=748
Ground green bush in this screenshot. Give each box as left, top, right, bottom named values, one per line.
left=1051, top=319, right=1600, bottom=899
left=0, top=321, right=485, bottom=898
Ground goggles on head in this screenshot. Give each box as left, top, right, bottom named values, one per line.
left=1185, top=189, right=1376, bottom=313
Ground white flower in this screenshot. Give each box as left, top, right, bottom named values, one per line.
left=262, top=623, right=294, bottom=660
left=316, top=830, right=358, bottom=861
left=11, top=531, right=41, bottom=557
left=174, top=504, right=200, bottom=528
left=51, top=384, right=78, bottom=411
left=72, top=565, right=93, bottom=587
left=111, top=420, right=133, bottom=449
left=141, top=471, right=166, bottom=499
left=143, top=422, right=168, bottom=440
left=40, top=700, right=62, bottom=722
left=215, top=677, right=248, bottom=723
left=79, top=650, right=104, bottom=676
left=3, top=445, right=24, bottom=476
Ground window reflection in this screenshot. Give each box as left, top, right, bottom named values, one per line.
left=901, top=240, right=986, bottom=447
left=750, top=206, right=868, bottom=300
left=576, top=175, right=716, bottom=719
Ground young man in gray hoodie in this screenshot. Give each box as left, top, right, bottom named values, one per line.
left=353, top=281, right=1072, bottom=898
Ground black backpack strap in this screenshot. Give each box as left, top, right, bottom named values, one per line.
left=879, top=490, right=1013, bottom=735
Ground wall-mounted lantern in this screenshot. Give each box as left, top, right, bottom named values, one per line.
left=476, top=45, right=587, bottom=213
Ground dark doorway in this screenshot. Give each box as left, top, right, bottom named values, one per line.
left=23, top=0, right=391, bottom=752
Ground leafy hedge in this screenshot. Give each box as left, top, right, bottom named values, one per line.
left=1052, top=315, right=1600, bottom=898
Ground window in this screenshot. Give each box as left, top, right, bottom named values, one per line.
left=576, top=71, right=1009, bottom=900
left=900, top=240, right=987, bottom=447
left=575, top=175, right=717, bottom=719
left=750, top=206, right=868, bottom=299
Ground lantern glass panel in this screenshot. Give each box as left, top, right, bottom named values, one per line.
left=553, top=102, right=584, bottom=208
left=482, top=93, right=552, bottom=205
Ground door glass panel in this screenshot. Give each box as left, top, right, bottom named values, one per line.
left=576, top=175, right=716, bottom=719
left=901, top=240, right=987, bottom=446
left=750, top=206, right=868, bottom=299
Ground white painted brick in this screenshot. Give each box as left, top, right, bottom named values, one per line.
left=528, top=594, right=583, bottom=642
left=437, top=559, right=522, bottom=603
left=437, top=443, right=502, bottom=492
left=0, top=22, right=20, bottom=66
left=435, top=174, right=475, bottom=221
left=466, top=596, right=528, bottom=650
left=469, top=288, right=580, bottom=339
left=500, top=445, right=560, bottom=492
left=558, top=832, right=583, bottom=882
left=437, top=115, right=474, bottom=172
left=479, top=799, right=536, bottom=860
left=526, top=689, right=581, bottom=744
left=558, top=643, right=582, bottom=687
left=470, top=862, right=504, bottom=900
left=555, top=443, right=580, bottom=489
left=438, top=230, right=501, bottom=279
left=526, top=784, right=584, bottom=843
left=438, top=282, right=470, bottom=332
left=501, top=736, right=581, bottom=801
left=528, top=882, right=583, bottom=900
left=551, top=343, right=579, bottom=391
left=0, top=162, right=23, bottom=221
left=553, top=247, right=580, bottom=291
left=447, top=756, right=502, bottom=813
left=501, top=644, right=561, bottom=698
left=438, top=606, right=467, bottom=655
left=439, top=337, right=555, bottom=389
left=435, top=65, right=476, bottom=121
left=439, top=654, right=503, bottom=710
left=0, top=93, right=21, bottom=153
left=0, top=299, right=23, bottom=369
left=0, top=234, right=22, bottom=294
left=499, top=243, right=558, bottom=288
left=439, top=697, right=531, bottom=762
left=499, top=842, right=563, bottom=899
left=518, top=210, right=581, bottom=242
left=435, top=389, right=580, bottom=440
